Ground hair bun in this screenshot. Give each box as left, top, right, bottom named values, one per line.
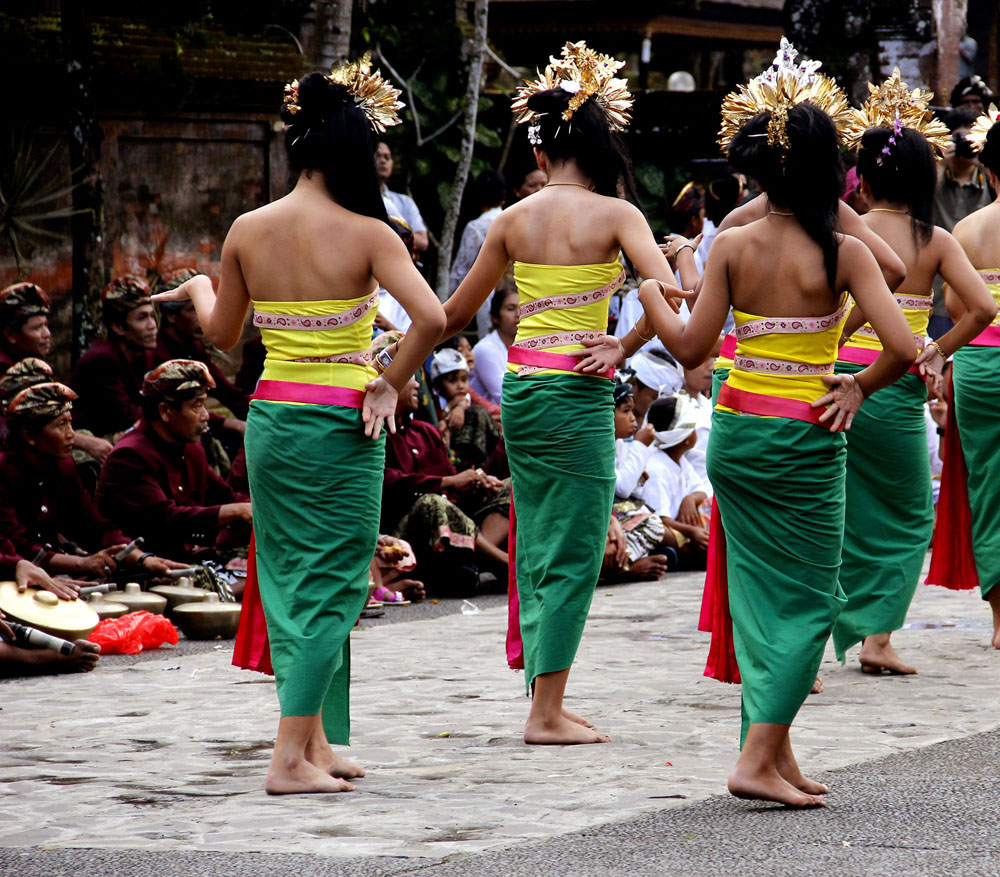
left=526, top=88, right=571, bottom=115
left=290, top=72, right=351, bottom=125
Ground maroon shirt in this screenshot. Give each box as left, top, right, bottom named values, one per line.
left=70, top=339, right=156, bottom=436
left=155, top=329, right=250, bottom=419
left=0, top=451, right=127, bottom=562
left=96, top=421, right=247, bottom=560
left=0, top=344, right=16, bottom=378
left=382, top=415, right=456, bottom=531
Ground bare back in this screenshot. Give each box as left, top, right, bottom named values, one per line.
left=861, top=213, right=948, bottom=292
left=953, top=202, right=1000, bottom=268
left=227, top=184, right=392, bottom=303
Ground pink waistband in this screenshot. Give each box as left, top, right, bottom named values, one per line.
left=720, top=333, right=737, bottom=359
left=838, top=344, right=921, bottom=375
left=969, top=325, right=1000, bottom=347
left=252, top=380, right=365, bottom=409
left=717, top=383, right=827, bottom=427
left=507, top=346, right=614, bottom=379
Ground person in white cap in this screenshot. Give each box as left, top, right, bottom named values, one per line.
left=629, top=348, right=683, bottom=421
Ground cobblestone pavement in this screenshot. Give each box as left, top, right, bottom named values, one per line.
left=1, top=563, right=997, bottom=876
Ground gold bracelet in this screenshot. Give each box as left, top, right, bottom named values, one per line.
left=634, top=323, right=654, bottom=342
left=929, top=340, right=947, bottom=360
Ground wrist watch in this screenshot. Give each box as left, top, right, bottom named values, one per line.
left=374, top=347, right=394, bottom=373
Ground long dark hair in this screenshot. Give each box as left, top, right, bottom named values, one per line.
left=281, top=72, right=390, bottom=224
left=526, top=88, right=641, bottom=203
left=857, top=126, right=935, bottom=247
left=979, top=121, right=1000, bottom=177
left=728, top=103, right=844, bottom=290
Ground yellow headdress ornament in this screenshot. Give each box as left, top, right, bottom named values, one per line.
left=283, top=53, right=404, bottom=134
left=842, top=68, right=951, bottom=155
left=718, top=37, right=852, bottom=153
left=511, top=41, right=633, bottom=139
left=967, top=103, right=1000, bottom=153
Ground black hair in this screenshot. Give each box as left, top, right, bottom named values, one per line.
left=728, top=104, right=844, bottom=290
left=645, top=396, right=679, bottom=431
left=705, top=175, right=743, bottom=226
left=282, top=72, right=389, bottom=224
left=140, top=389, right=203, bottom=424
left=474, top=169, right=506, bottom=208
left=490, top=286, right=518, bottom=323
left=857, top=126, right=935, bottom=247
left=950, top=76, right=995, bottom=108
left=980, top=121, right=1000, bottom=177
left=526, top=88, right=641, bottom=202
left=943, top=107, right=979, bottom=132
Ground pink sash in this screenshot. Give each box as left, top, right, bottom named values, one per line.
left=969, top=325, right=1000, bottom=348
left=507, top=346, right=614, bottom=379
left=253, top=379, right=365, bottom=409
left=838, top=344, right=921, bottom=375
left=717, top=383, right=828, bottom=428
left=719, top=333, right=737, bottom=360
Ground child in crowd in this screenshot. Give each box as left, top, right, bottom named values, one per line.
left=680, top=356, right=715, bottom=483
left=428, top=347, right=503, bottom=472
left=608, top=378, right=674, bottom=580
left=635, top=394, right=711, bottom=568
left=471, top=285, right=518, bottom=405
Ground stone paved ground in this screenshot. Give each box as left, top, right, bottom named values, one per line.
left=1, top=564, right=998, bottom=876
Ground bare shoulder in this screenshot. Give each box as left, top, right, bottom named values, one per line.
left=718, top=195, right=766, bottom=231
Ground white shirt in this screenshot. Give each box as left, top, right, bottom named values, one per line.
left=614, top=437, right=655, bottom=499
left=376, top=289, right=411, bottom=333
left=925, top=404, right=943, bottom=504
left=382, top=189, right=426, bottom=234
left=681, top=390, right=714, bottom=485
left=635, top=449, right=709, bottom=520
left=449, top=206, right=504, bottom=338
left=470, top=330, right=508, bottom=404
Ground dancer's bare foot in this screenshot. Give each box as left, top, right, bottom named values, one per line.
left=306, top=748, right=366, bottom=779
left=524, top=715, right=610, bottom=745
left=265, top=757, right=355, bottom=795
left=561, top=707, right=595, bottom=729
left=810, top=676, right=824, bottom=694
left=776, top=740, right=828, bottom=796
left=859, top=635, right=916, bottom=675
left=728, top=766, right=825, bottom=807
left=989, top=590, right=1000, bottom=649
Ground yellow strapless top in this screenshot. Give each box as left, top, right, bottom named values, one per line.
left=979, top=270, right=1000, bottom=326
left=507, top=260, right=624, bottom=377
left=252, top=290, right=378, bottom=393
left=720, top=294, right=850, bottom=408
left=845, top=291, right=931, bottom=351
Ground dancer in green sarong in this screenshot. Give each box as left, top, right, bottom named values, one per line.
left=833, top=72, right=996, bottom=674
left=153, top=62, right=444, bottom=794
left=640, top=99, right=915, bottom=806
left=441, top=41, right=686, bottom=745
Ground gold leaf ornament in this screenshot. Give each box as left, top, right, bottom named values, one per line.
left=511, top=41, right=634, bottom=133
left=842, top=68, right=951, bottom=155
left=967, top=103, right=1000, bottom=153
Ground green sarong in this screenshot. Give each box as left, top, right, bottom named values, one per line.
left=953, top=346, right=1000, bottom=598
left=244, top=400, right=384, bottom=744
left=707, top=411, right=847, bottom=745
left=502, top=372, right=615, bottom=692
left=832, top=363, right=933, bottom=661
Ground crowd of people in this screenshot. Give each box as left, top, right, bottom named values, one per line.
left=2, top=39, right=999, bottom=808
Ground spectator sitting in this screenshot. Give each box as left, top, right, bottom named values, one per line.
left=449, top=169, right=506, bottom=338
left=610, top=378, right=673, bottom=580
left=235, top=336, right=265, bottom=395
left=382, top=377, right=509, bottom=597
left=96, top=360, right=252, bottom=566
left=950, top=74, right=996, bottom=114
left=371, top=535, right=424, bottom=604
left=374, top=218, right=416, bottom=334
left=470, top=286, right=519, bottom=405
left=429, top=347, right=502, bottom=471
left=635, top=394, right=711, bottom=568
left=0, top=382, right=183, bottom=579
left=71, top=276, right=158, bottom=438
left=680, top=356, right=715, bottom=484
left=375, top=139, right=428, bottom=255
left=0, top=282, right=52, bottom=377
left=440, top=335, right=500, bottom=420
left=628, top=348, right=683, bottom=422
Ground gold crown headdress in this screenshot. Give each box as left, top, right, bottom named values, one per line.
left=842, top=68, right=951, bottom=155
left=718, top=37, right=853, bottom=153
left=967, top=103, right=1000, bottom=153
left=283, top=53, right=404, bottom=134
left=511, top=41, right=633, bottom=143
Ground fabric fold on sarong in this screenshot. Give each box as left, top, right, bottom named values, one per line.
left=502, top=373, right=615, bottom=692
left=244, top=400, right=384, bottom=744
left=708, top=412, right=847, bottom=745
left=232, top=531, right=274, bottom=675
left=832, top=364, right=933, bottom=662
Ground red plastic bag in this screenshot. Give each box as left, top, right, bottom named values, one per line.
left=87, top=611, right=179, bottom=655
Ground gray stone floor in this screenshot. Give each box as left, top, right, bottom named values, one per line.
left=1, top=565, right=998, bottom=876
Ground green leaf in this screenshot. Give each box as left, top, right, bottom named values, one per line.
left=474, top=125, right=503, bottom=148
left=634, top=162, right=666, bottom=199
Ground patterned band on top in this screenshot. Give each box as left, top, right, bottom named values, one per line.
left=717, top=383, right=827, bottom=427
left=894, top=293, right=932, bottom=310
left=293, top=348, right=373, bottom=365
left=733, top=353, right=833, bottom=376
left=252, top=292, right=379, bottom=331
left=852, top=327, right=925, bottom=349
left=978, top=270, right=1000, bottom=284
left=252, top=380, right=365, bottom=409
left=512, top=330, right=606, bottom=351
left=518, top=271, right=625, bottom=319
left=507, top=345, right=614, bottom=379
left=734, top=296, right=850, bottom=341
